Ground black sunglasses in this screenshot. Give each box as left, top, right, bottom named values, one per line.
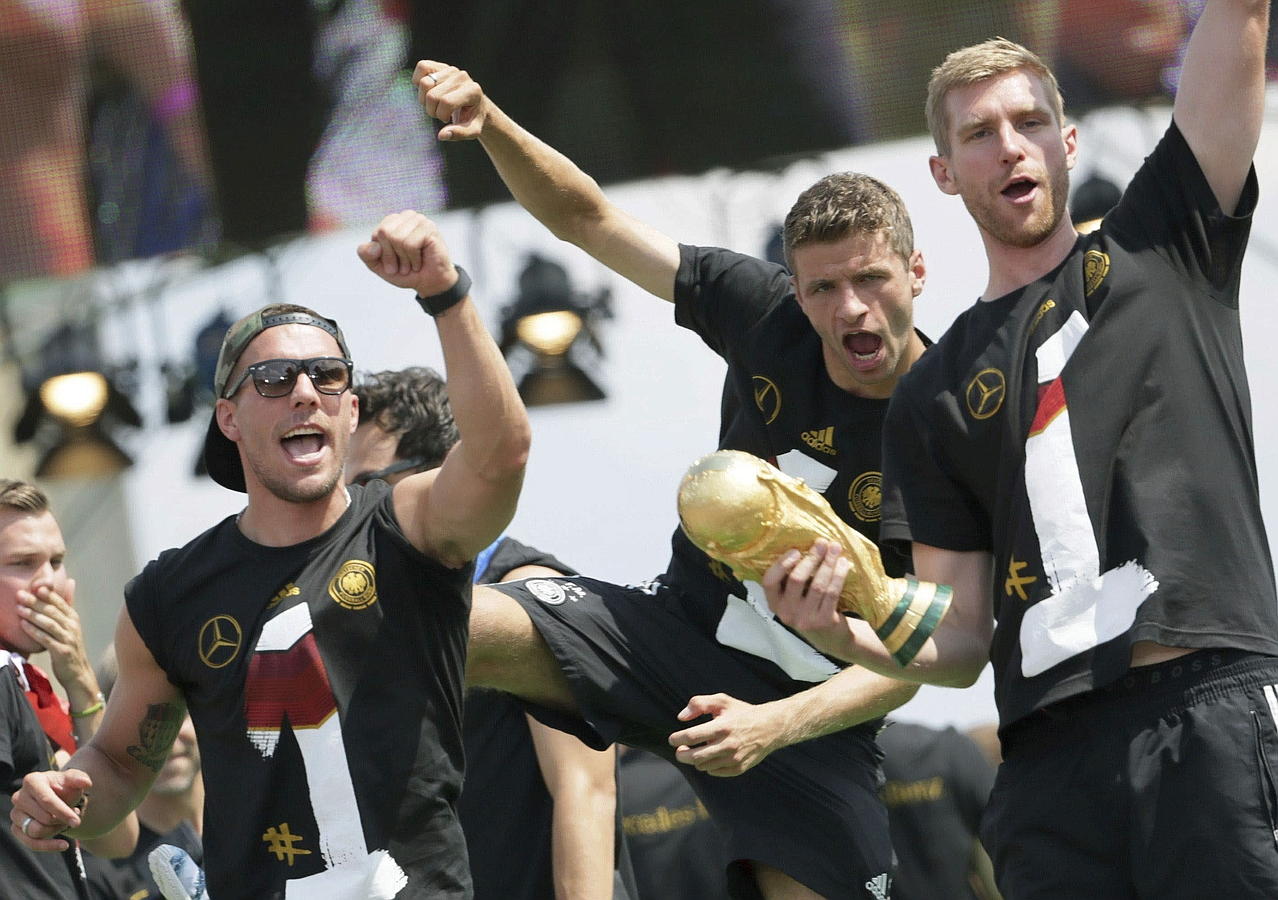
left=348, top=457, right=431, bottom=486
left=224, top=357, right=354, bottom=399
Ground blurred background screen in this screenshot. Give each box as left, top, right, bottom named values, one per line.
left=3, top=0, right=1273, bottom=278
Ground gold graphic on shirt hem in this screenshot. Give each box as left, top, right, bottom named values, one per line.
left=262, top=823, right=312, bottom=865
left=198, top=615, right=243, bottom=669
left=848, top=471, right=883, bottom=522
left=1005, top=558, right=1037, bottom=601
left=328, top=559, right=378, bottom=610
left=965, top=368, right=1006, bottom=420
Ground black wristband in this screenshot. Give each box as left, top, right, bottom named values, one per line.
left=415, top=266, right=472, bottom=317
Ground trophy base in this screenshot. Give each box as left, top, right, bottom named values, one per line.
left=872, top=578, right=953, bottom=666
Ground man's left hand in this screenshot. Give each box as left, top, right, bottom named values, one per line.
left=668, top=693, right=784, bottom=777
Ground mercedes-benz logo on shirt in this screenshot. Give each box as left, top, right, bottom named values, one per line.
left=752, top=375, right=782, bottom=425
left=198, top=615, right=243, bottom=669
left=965, top=368, right=1006, bottom=420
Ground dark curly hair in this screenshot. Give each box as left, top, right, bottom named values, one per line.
left=353, top=367, right=458, bottom=471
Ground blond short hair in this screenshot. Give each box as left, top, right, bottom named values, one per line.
left=783, top=172, right=915, bottom=272
left=0, top=480, right=49, bottom=514
left=926, top=37, right=1064, bottom=156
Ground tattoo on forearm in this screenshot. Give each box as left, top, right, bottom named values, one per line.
left=126, top=703, right=184, bottom=772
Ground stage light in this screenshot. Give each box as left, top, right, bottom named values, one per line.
left=499, top=255, right=610, bottom=407
left=516, top=310, right=583, bottom=356
left=39, top=372, right=110, bottom=427
left=13, top=323, right=142, bottom=479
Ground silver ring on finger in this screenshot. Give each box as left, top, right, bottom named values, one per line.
left=21, top=815, right=34, bottom=837
left=426, top=72, right=438, bottom=85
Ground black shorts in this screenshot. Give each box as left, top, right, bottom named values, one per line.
left=983, top=649, right=1278, bottom=899
left=488, top=575, right=895, bottom=900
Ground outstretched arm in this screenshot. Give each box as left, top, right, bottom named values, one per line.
left=413, top=61, right=681, bottom=301
left=767, top=540, right=993, bottom=688
left=11, top=606, right=176, bottom=851
left=1173, top=0, right=1270, bottom=213
left=669, top=667, right=919, bottom=777
left=357, top=211, right=531, bottom=567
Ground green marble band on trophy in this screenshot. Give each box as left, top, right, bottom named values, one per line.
left=677, top=450, right=952, bottom=666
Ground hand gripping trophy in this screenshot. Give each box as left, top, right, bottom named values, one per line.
left=678, top=450, right=951, bottom=665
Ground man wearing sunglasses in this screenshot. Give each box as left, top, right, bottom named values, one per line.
left=11, top=210, right=532, bottom=899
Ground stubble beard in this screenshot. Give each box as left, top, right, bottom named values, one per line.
left=966, top=166, right=1071, bottom=250
left=247, top=455, right=344, bottom=505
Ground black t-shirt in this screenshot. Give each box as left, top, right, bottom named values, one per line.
left=877, top=721, right=994, bottom=900
left=1, top=656, right=86, bottom=899
left=882, top=123, right=1278, bottom=727
left=665, top=244, right=913, bottom=689
left=126, top=481, right=473, bottom=898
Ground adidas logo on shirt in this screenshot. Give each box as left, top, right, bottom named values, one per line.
left=865, top=872, right=891, bottom=900
left=801, top=426, right=836, bottom=455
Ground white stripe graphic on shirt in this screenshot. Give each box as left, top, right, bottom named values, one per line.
left=1018, top=310, right=1159, bottom=677
left=776, top=449, right=837, bottom=493
left=245, top=602, right=407, bottom=897
left=715, top=582, right=840, bottom=683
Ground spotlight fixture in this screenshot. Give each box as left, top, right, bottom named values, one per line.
left=499, top=255, right=610, bottom=407
left=13, top=323, right=142, bottom=479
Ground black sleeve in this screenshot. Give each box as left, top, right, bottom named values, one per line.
left=124, top=560, right=168, bottom=676
left=0, top=672, right=21, bottom=785
left=880, top=375, right=991, bottom=558
left=478, top=537, right=576, bottom=584
left=1101, top=121, right=1257, bottom=307
left=672, top=244, right=792, bottom=357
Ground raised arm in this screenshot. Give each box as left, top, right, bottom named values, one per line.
left=413, top=61, right=681, bottom=301
left=11, top=606, right=177, bottom=851
left=669, top=666, right=919, bottom=777
left=1173, top=0, right=1270, bottom=214
left=767, top=540, right=994, bottom=688
left=358, top=211, right=531, bottom=568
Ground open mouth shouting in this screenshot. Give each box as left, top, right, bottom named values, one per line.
left=281, top=424, right=330, bottom=466
left=844, top=330, right=884, bottom=371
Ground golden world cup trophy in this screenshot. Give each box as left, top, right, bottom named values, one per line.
left=677, top=449, right=952, bottom=666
